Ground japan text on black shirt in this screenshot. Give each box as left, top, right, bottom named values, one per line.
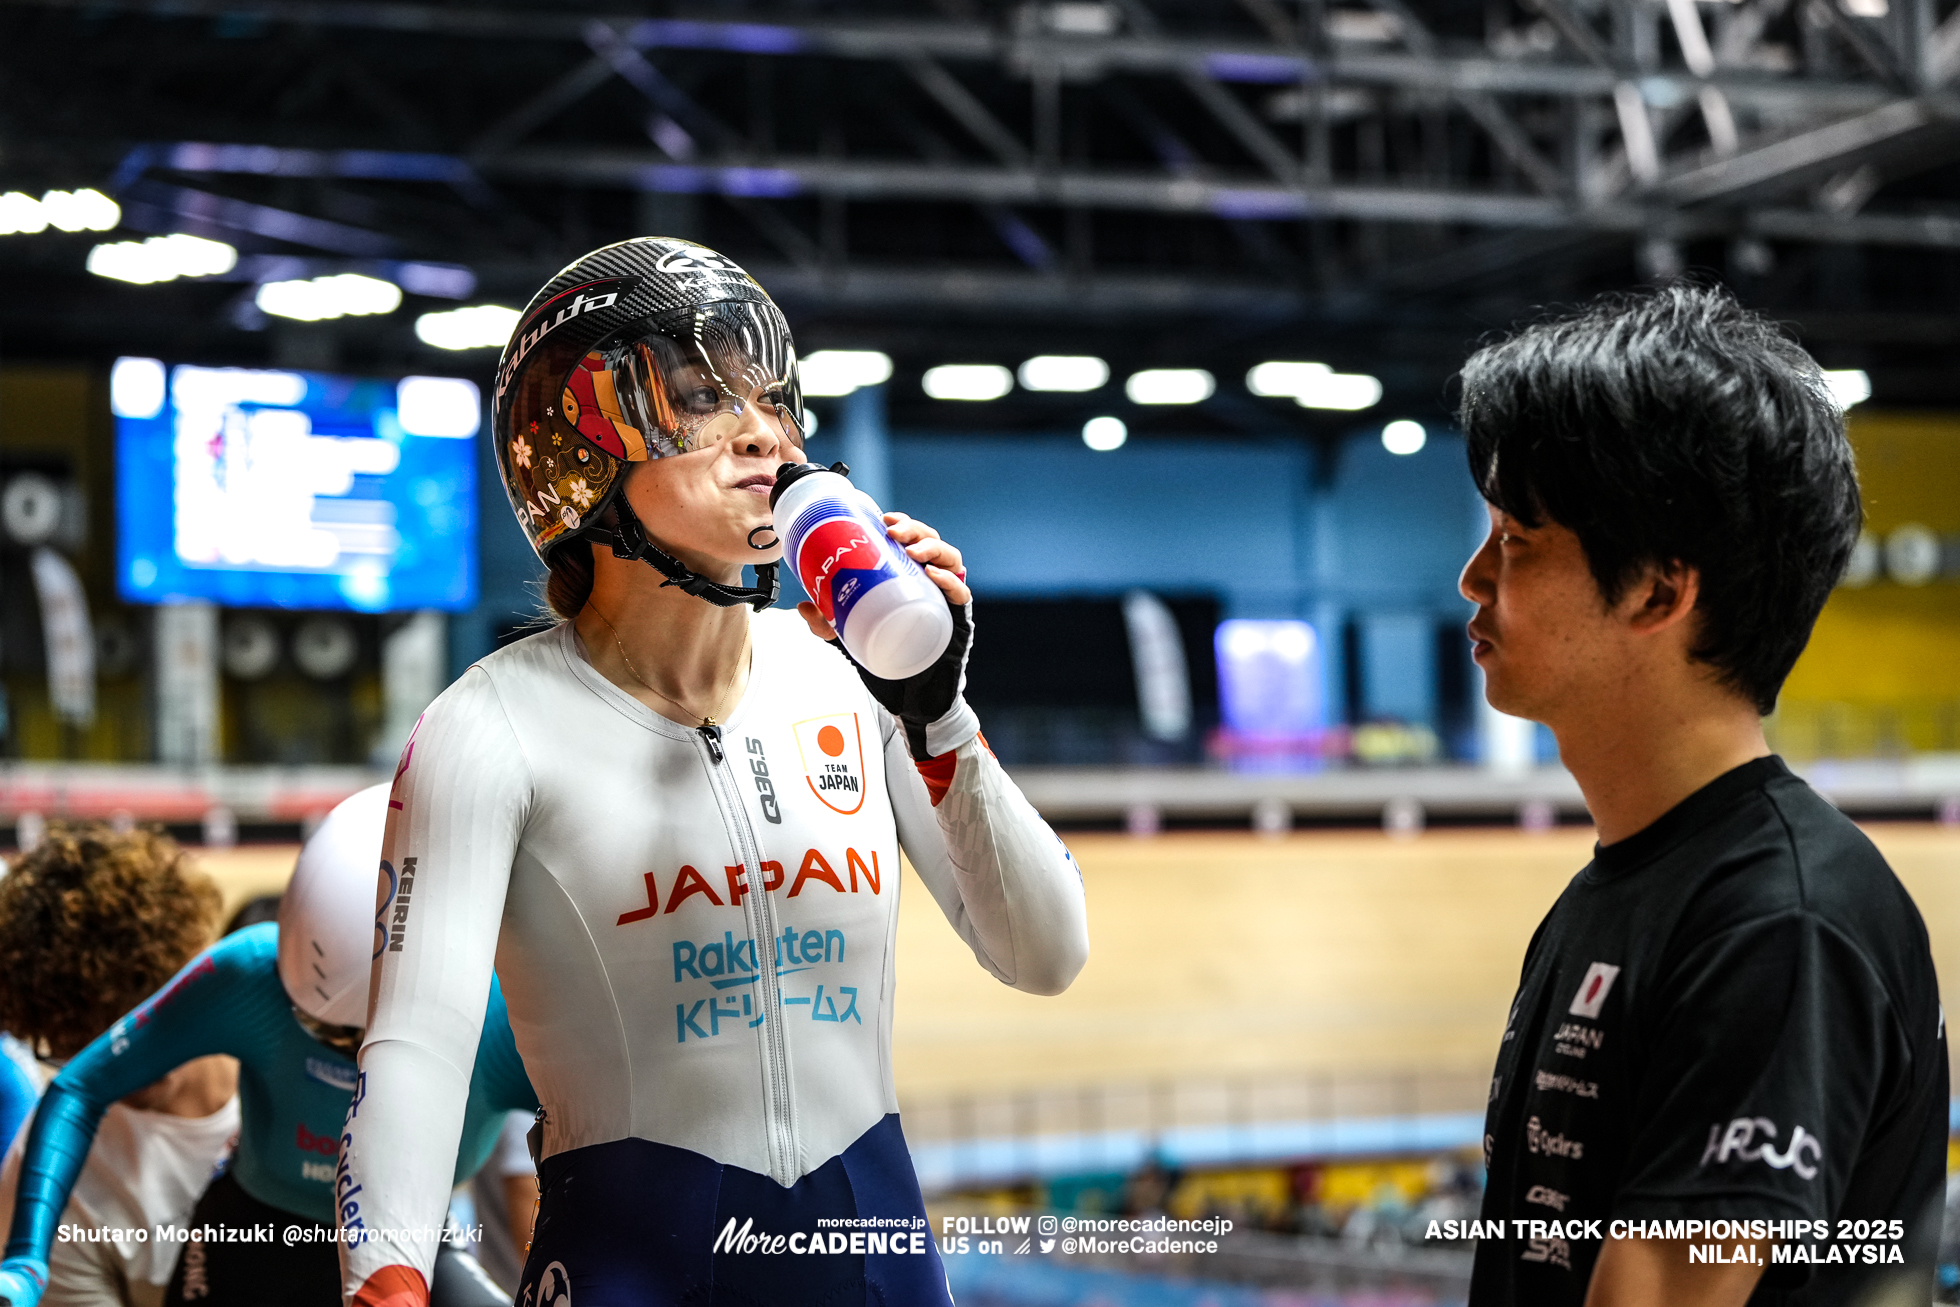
left=1472, top=756, right=1947, bottom=1307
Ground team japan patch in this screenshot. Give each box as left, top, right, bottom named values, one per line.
left=1568, top=962, right=1621, bottom=1018
left=792, top=713, right=866, bottom=815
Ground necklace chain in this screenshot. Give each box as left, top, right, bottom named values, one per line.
left=590, top=605, right=746, bottom=729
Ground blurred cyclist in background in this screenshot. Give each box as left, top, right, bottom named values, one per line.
left=0, top=788, right=536, bottom=1307
left=0, top=825, right=236, bottom=1307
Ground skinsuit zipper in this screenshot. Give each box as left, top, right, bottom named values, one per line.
left=697, top=723, right=799, bottom=1184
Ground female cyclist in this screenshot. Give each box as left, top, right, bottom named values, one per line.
left=0, top=787, right=535, bottom=1307
left=336, top=237, right=1090, bottom=1307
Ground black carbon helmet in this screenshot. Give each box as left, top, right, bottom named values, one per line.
left=492, top=238, right=804, bottom=568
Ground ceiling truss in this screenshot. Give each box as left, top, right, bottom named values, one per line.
left=1, top=0, right=1958, bottom=408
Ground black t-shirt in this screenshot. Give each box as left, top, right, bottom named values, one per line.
left=1471, top=757, right=1947, bottom=1307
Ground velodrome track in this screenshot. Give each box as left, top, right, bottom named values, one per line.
left=198, top=824, right=1960, bottom=1144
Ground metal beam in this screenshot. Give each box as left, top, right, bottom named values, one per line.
left=0, top=0, right=1924, bottom=116
left=1748, top=205, right=1960, bottom=246
left=485, top=147, right=1603, bottom=228
left=128, top=138, right=1960, bottom=249
left=1176, top=71, right=1301, bottom=182
left=1362, top=0, right=1566, bottom=193
left=1932, top=4, right=1960, bottom=86
left=1658, top=95, right=1960, bottom=204
left=1807, top=0, right=1908, bottom=88
left=467, top=54, right=616, bottom=159
left=120, top=179, right=398, bottom=254
left=1518, top=0, right=1619, bottom=71
left=900, top=54, right=1030, bottom=167
left=584, top=21, right=743, bottom=152
left=744, top=262, right=1312, bottom=316
left=1107, top=0, right=1302, bottom=182
left=721, top=195, right=822, bottom=267
left=1326, top=52, right=1897, bottom=114
left=1232, top=0, right=1297, bottom=46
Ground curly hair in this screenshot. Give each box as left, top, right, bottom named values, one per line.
left=0, top=824, right=223, bottom=1059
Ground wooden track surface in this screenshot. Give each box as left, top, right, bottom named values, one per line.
left=891, top=825, right=1960, bottom=1107
left=190, top=824, right=1960, bottom=1109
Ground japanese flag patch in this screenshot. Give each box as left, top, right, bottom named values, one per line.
left=792, top=713, right=867, bottom=816
left=1568, top=962, right=1621, bottom=1019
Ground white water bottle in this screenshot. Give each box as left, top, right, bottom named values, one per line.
left=770, top=462, right=953, bottom=680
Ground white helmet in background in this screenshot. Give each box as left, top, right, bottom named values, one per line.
left=277, top=783, right=391, bottom=1037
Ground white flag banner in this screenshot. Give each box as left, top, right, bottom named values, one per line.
left=30, top=547, right=94, bottom=727
left=1122, top=589, right=1192, bottom=742
left=372, top=610, right=448, bottom=768
left=155, top=601, right=218, bottom=766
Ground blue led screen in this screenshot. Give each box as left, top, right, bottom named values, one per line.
left=114, top=360, right=479, bottom=612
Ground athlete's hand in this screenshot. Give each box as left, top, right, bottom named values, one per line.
left=0, top=1256, right=48, bottom=1307
left=799, top=512, right=978, bottom=762
left=794, top=512, right=969, bottom=641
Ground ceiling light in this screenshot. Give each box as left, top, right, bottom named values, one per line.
left=1248, top=360, right=1382, bottom=411
left=800, top=349, right=893, bottom=397
left=396, top=377, right=482, bottom=438
left=415, top=304, right=520, bottom=350
left=39, top=189, right=120, bottom=232
left=1082, top=416, right=1127, bottom=451
left=1125, top=368, right=1215, bottom=405
left=1019, top=355, right=1109, bottom=392
left=1247, top=361, right=1328, bottom=397
left=0, top=192, right=47, bottom=235
left=1822, top=369, right=1870, bottom=410
left=86, top=233, right=238, bottom=284
left=923, top=363, right=1013, bottom=401
left=1382, top=419, right=1426, bottom=455
left=1295, top=373, right=1382, bottom=410
left=110, top=357, right=168, bottom=420
left=256, top=273, right=402, bottom=322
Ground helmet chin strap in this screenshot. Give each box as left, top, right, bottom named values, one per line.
left=595, top=494, right=780, bottom=612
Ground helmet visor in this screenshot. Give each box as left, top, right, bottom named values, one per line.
left=498, top=297, right=804, bottom=556
left=565, top=300, right=805, bottom=462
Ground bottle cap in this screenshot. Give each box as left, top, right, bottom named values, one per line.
left=768, top=460, right=850, bottom=509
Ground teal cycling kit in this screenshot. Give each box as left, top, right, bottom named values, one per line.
left=0, top=925, right=535, bottom=1303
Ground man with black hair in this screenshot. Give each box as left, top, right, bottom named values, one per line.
left=1458, top=282, right=1945, bottom=1307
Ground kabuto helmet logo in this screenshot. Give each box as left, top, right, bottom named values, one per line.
left=495, top=276, right=638, bottom=401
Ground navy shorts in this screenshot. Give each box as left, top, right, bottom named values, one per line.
left=517, top=1114, right=952, bottom=1306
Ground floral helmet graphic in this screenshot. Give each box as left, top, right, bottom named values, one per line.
left=492, top=238, right=804, bottom=609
